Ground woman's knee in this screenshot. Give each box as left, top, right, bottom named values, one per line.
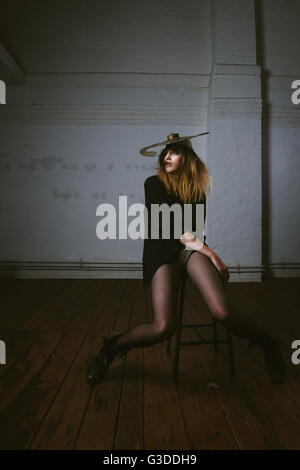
left=210, top=304, right=231, bottom=322
left=152, top=321, right=177, bottom=341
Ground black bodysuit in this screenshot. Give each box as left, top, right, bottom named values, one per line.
left=142, top=175, right=207, bottom=287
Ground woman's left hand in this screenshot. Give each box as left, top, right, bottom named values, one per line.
left=210, top=253, right=230, bottom=284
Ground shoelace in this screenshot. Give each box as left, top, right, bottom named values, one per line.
left=90, top=336, right=113, bottom=370
left=90, top=334, right=128, bottom=372
left=103, top=334, right=128, bottom=360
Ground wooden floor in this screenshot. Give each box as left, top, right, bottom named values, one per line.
left=0, top=277, right=300, bottom=450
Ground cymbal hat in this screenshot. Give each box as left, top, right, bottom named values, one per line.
left=139, top=131, right=209, bottom=157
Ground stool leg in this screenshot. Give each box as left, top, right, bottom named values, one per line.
left=212, top=318, right=219, bottom=353
left=173, top=276, right=186, bottom=382
left=226, top=328, right=236, bottom=377
left=166, top=337, right=171, bottom=353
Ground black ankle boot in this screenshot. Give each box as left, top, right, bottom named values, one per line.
left=248, top=333, right=286, bottom=384
left=86, top=334, right=126, bottom=386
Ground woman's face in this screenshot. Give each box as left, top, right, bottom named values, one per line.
left=163, top=148, right=183, bottom=175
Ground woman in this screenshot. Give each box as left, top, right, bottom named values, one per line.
left=86, top=134, right=286, bottom=386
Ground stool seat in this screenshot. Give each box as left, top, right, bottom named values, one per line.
left=166, top=272, right=236, bottom=381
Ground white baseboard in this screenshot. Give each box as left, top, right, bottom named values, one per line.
left=0, top=261, right=299, bottom=281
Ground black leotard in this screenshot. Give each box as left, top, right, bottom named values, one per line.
left=142, top=175, right=207, bottom=286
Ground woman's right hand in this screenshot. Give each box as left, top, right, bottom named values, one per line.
left=210, top=253, right=230, bottom=284
left=180, top=231, right=204, bottom=251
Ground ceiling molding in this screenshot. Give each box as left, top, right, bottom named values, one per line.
left=0, top=103, right=208, bottom=125
left=0, top=43, right=26, bottom=85
left=209, top=98, right=262, bottom=118
left=26, top=72, right=210, bottom=89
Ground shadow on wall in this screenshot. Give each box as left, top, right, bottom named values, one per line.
left=254, top=0, right=271, bottom=277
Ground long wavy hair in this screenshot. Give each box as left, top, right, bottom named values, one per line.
left=155, top=142, right=212, bottom=203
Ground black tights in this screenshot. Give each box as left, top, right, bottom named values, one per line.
left=110, top=252, right=268, bottom=356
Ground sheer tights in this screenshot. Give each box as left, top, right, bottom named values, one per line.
left=110, top=252, right=267, bottom=357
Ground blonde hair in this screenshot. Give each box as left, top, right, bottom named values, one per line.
left=155, top=142, right=212, bottom=203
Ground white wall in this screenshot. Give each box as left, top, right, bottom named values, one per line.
left=0, top=0, right=211, bottom=75
left=206, top=0, right=263, bottom=281
left=260, top=0, right=300, bottom=275
left=0, top=0, right=299, bottom=279
left=0, top=0, right=211, bottom=278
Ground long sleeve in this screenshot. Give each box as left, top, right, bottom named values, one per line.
left=144, top=176, right=164, bottom=239
left=144, top=177, right=158, bottom=241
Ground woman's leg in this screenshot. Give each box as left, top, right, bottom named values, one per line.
left=186, top=252, right=267, bottom=344
left=86, top=264, right=183, bottom=385
left=110, top=263, right=182, bottom=356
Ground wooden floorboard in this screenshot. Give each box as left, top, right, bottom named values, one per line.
left=143, top=288, right=189, bottom=450
left=0, top=278, right=300, bottom=450
left=186, top=284, right=300, bottom=450
left=114, top=280, right=145, bottom=450
left=30, top=279, right=116, bottom=450
left=74, top=279, right=132, bottom=450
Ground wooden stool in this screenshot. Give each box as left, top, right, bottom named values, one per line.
left=166, top=272, right=236, bottom=381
